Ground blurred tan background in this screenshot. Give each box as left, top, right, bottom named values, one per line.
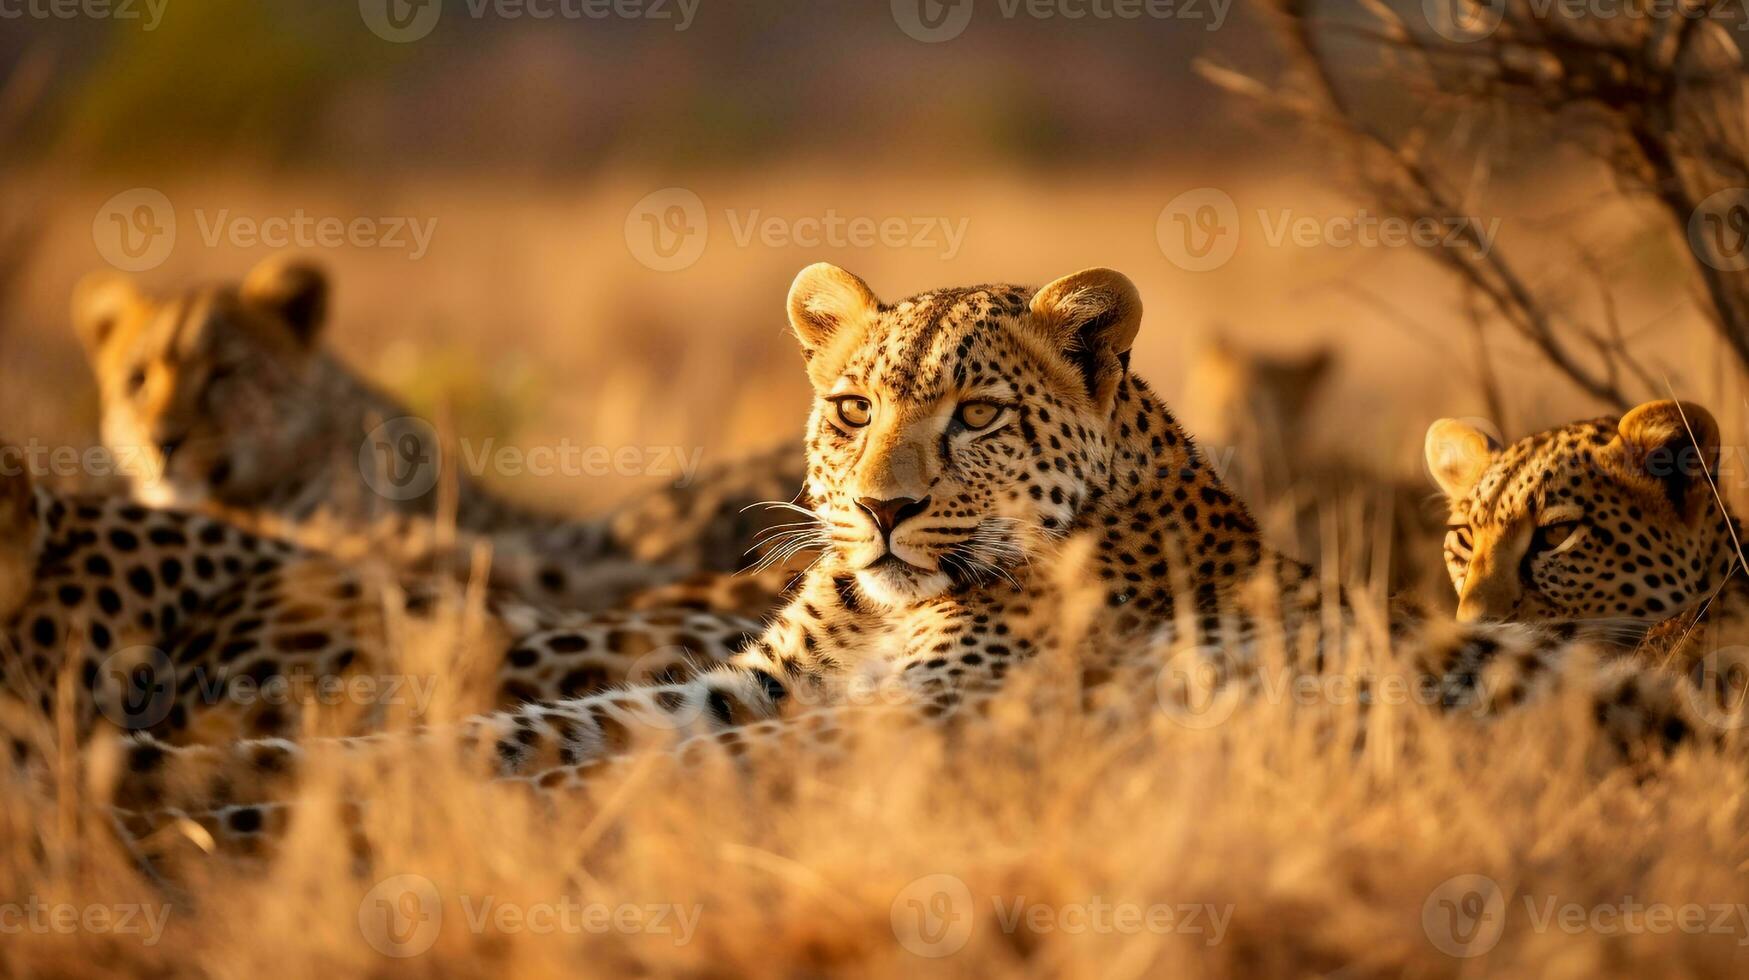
left=0, top=0, right=1735, bottom=519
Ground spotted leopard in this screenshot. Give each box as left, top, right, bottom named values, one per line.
left=112, top=265, right=1713, bottom=848
left=71, top=257, right=805, bottom=616
left=0, top=456, right=763, bottom=760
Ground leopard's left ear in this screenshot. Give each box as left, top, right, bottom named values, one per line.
left=1617, top=399, right=1721, bottom=519
left=1029, top=268, right=1142, bottom=402
left=242, top=256, right=329, bottom=346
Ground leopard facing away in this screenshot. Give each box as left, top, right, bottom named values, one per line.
left=114, top=265, right=1710, bottom=842
left=1426, top=401, right=1747, bottom=672
left=70, top=258, right=805, bottom=616
left=0, top=453, right=764, bottom=762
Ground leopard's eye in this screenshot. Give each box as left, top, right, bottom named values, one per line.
left=831, top=396, right=872, bottom=429
left=955, top=401, right=1003, bottom=430
left=1533, top=520, right=1580, bottom=553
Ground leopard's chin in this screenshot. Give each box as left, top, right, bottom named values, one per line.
left=855, top=561, right=952, bottom=607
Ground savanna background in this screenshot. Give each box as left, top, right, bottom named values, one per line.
left=4, top=0, right=1749, bottom=976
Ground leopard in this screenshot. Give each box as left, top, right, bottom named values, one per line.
left=1185, top=333, right=1448, bottom=600
left=112, top=265, right=1712, bottom=845
left=70, top=256, right=807, bottom=618
left=1426, top=401, right=1749, bottom=682
left=0, top=452, right=765, bottom=764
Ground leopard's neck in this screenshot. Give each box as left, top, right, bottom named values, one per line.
left=1077, top=373, right=1303, bottom=622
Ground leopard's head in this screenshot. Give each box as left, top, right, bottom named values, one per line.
left=73, top=257, right=331, bottom=510
left=786, top=263, right=1141, bottom=607
left=1426, top=400, right=1737, bottom=625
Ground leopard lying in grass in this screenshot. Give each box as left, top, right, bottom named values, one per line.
left=72, top=257, right=805, bottom=617
left=0, top=455, right=765, bottom=763
left=107, top=266, right=1727, bottom=851
left=1427, top=401, right=1748, bottom=676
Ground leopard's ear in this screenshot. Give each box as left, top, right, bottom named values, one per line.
left=787, top=263, right=878, bottom=358
left=1029, top=268, right=1142, bottom=403
left=1617, top=400, right=1721, bottom=519
left=243, top=256, right=329, bottom=346
left=1425, top=418, right=1500, bottom=500
left=70, top=271, right=141, bottom=355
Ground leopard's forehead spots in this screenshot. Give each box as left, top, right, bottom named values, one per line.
left=1466, top=418, right=1619, bottom=525
left=846, top=284, right=1038, bottom=401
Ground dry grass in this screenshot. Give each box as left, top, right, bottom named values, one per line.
left=5, top=167, right=1749, bottom=976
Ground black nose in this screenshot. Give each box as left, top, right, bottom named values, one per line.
left=857, top=495, right=931, bottom=537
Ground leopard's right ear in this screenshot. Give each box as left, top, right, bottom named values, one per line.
left=787, top=263, right=879, bottom=361
left=1425, top=418, right=1500, bottom=500
left=71, top=271, right=142, bottom=355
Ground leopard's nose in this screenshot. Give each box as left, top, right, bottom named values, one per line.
left=857, top=495, right=931, bottom=538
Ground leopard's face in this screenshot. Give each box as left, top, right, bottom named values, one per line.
left=1426, top=402, right=1736, bottom=626
left=73, top=259, right=330, bottom=509
left=786, top=264, right=1140, bottom=607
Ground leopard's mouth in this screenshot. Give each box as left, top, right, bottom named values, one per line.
left=862, top=552, right=932, bottom=575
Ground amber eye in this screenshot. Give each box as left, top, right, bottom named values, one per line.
left=832, top=396, right=872, bottom=429
left=955, top=401, right=1003, bottom=430
left=1533, top=521, right=1580, bottom=553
